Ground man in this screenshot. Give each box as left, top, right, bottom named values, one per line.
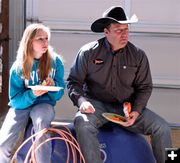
left=67, top=6, right=172, bottom=163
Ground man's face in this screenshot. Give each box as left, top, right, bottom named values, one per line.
left=104, top=23, right=129, bottom=50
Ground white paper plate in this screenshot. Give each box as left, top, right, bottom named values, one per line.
left=28, top=85, right=63, bottom=91
left=102, top=113, right=128, bottom=125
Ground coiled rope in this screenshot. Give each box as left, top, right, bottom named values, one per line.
left=11, top=124, right=86, bottom=163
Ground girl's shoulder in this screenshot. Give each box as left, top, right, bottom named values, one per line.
left=51, top=51, right=64, bottom=67
left=10, top=60, right=22, bottom=74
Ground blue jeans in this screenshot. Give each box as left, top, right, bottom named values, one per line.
left=74, top=98, right=172, bottom=163
left=0, top=103, right=55, bottom=163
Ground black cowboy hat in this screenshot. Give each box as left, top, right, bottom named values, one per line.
left=91, top=6, right=138, bottom=33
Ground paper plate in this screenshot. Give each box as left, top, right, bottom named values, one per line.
left=102, top=113, right=128, bottom=125
left=28, top=86, right=63, bottom=92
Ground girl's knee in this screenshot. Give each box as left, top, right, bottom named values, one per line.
left=33, top=118, right=51, bottom=131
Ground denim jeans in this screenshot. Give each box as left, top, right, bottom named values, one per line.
left=74, top=98, right=172, bottom=163
left=0, top=103, right=55, bottom=163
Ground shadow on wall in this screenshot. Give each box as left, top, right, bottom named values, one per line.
left=55, top=89, right=77, bottom=121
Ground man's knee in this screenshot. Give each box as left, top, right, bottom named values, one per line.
left=154, top=119, right=171, bottom=136
left=74, top=117, right=98, bottom=136
left=160, top=122, right=171, bottom=134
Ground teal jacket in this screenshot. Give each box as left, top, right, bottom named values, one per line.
left=8, top=53, right=65, bottom=109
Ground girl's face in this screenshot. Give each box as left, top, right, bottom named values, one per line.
left=32, top=29, right=49, bottom=59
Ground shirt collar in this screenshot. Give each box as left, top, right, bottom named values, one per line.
left=104, top=38, right=125, bottom=55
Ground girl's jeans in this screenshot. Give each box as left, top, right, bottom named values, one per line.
left=0, top=103, right=55, bottom=163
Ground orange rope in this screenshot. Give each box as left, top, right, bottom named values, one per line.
left=11, top=125, right=86, bottom=163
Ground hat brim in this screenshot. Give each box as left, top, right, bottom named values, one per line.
left=91, top=14, right=138, bottom=33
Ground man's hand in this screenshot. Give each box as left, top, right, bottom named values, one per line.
left=121, top=111, right=140, bottom=127
left=79, top=101, right=95, bottom=113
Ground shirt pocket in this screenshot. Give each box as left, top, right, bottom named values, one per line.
left=119, top=65, right=138, bottom=85
left=88, top=64, right=111, bottom=86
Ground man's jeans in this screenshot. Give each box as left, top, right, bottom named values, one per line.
left=74, top=98, right=172, bottom=163
left=0, top=103, right=55, bottom=163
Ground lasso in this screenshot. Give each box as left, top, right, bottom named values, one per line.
left=11, top=124, right=86, bottom=163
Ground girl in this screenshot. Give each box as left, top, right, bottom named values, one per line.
left=0, top=23, right=65, bottom=162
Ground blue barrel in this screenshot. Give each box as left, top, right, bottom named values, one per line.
left=97, top=123, right=156, bottom=163
left=17, top=122, right=156, bottom=163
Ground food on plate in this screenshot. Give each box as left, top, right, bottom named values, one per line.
left=111, top=116, right=126, bottom=122
left=102, top=113, right=127, bottom=125
left=42, top=80, right=47, bottom=86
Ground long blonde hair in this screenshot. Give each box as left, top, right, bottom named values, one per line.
left=17, top=23, right=52, bottom=80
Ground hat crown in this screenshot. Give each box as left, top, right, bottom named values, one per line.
left=91, top=6, right=138, bottom=33
left=103, top=6, right=127, bottom=21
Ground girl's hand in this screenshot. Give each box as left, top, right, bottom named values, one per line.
left=32, top=89, right=48, bottom=96
left=44, top=77, right=55, bottom=86
left=32, top=77, right=54, bottom=96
